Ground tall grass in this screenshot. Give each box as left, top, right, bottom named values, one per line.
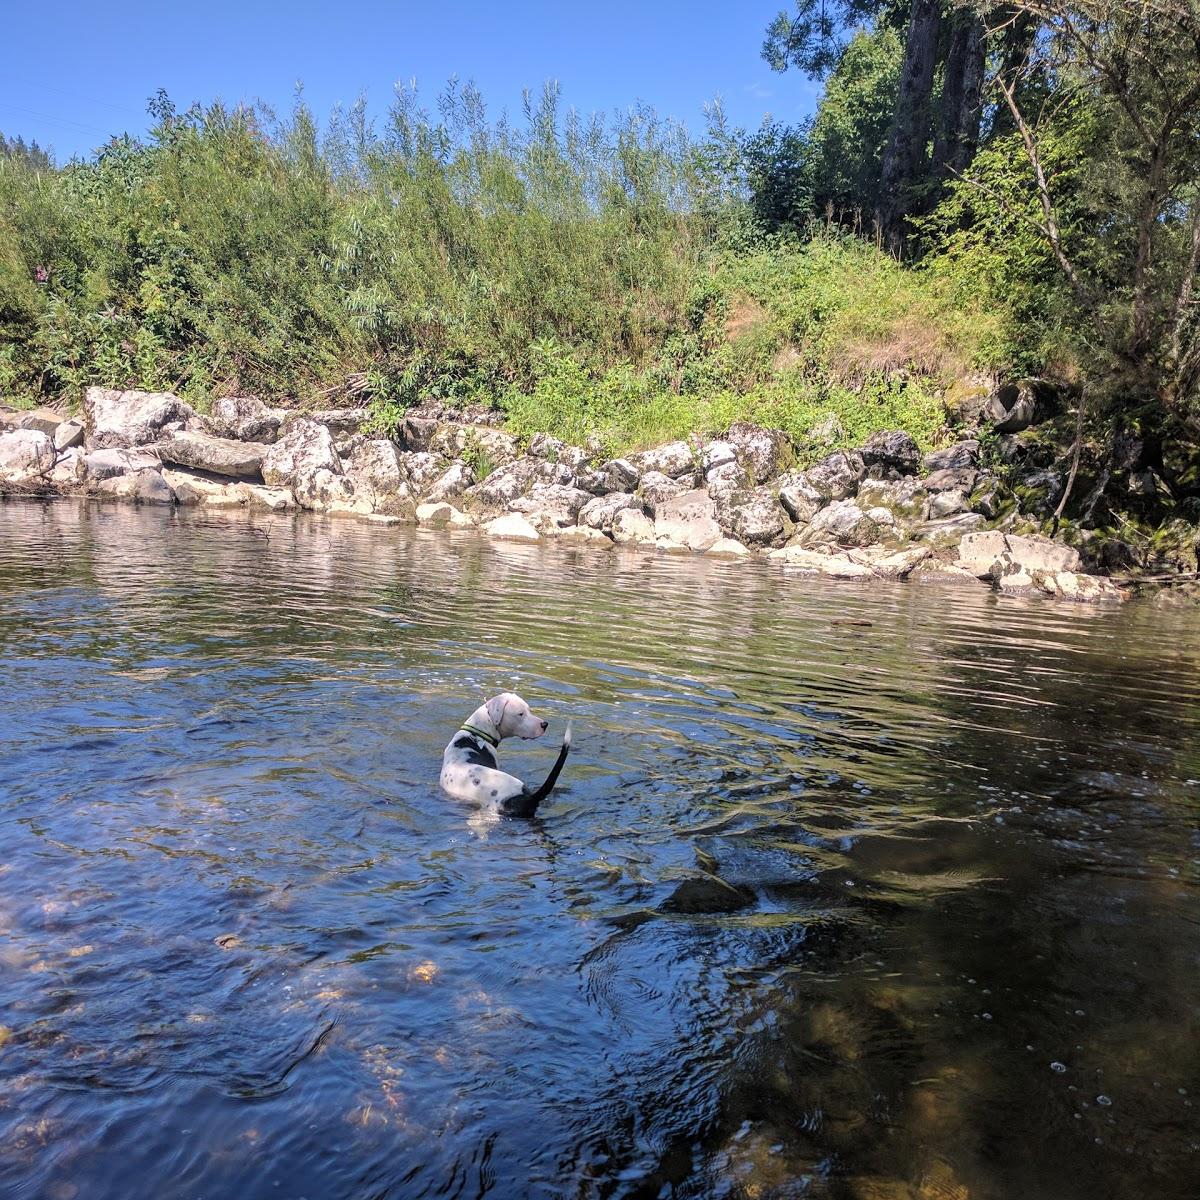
left=1, top=86, right=1015, bottom=455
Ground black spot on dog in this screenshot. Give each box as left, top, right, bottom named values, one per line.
left=490, top=789, right=498, bottom=797
left=454, top=735, right=497, bottom=768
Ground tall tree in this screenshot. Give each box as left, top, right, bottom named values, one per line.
left=932, top=8, right=987, bottom=180
left=876, top=0, right=943, bottom=251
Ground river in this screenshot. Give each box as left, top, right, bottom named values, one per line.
left=1, top=500, right=1197, bottom=1200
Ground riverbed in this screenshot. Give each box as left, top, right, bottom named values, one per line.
left=1, top=500, right=1197, bottom=1199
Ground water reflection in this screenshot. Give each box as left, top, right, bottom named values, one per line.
left=0, top=499, right=1197, bottom=1200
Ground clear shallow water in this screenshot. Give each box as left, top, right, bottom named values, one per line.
left=1, top=500, right=1197, bottom=1200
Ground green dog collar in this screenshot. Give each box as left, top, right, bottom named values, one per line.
left=460, top=723, right=499, bottom=748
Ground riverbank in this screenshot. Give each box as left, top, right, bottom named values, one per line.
left=1, top=386, right=1192, bottom=605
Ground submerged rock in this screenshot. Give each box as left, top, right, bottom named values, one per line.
left=661, top=875, right=755, bottom=914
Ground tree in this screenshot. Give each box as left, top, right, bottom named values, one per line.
left=0, top=132, right=54, bottom=172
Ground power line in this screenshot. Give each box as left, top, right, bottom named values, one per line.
left=0, top=101, right=127, bottom=138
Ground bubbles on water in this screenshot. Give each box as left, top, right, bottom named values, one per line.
left=1051, top=1062, right=1068, bottom=1073
left=1097, top=1095, right=1112, bottom=1107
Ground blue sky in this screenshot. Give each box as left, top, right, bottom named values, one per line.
left=2, top=1, right=822, bottom=162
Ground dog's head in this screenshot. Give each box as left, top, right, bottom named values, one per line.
left=485, top=692, right=548, bottom=741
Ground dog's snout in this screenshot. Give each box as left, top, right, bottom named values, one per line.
left=540, top=719, right=548, bottom=732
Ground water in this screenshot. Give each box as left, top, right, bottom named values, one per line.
left=1, top=500, right=1197, bottom=1200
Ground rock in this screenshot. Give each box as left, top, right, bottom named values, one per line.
left=865, top=506, right=897, bottom=530
left=860, top=429, right=920, bottom=478
left=53, top=419, right=85, bottom=451
left=76, top=447, right=161, bottom=482
left=0, top=429, right=56, bottom=477
left=805, top=450, right=866, bottom=500
left=699, top=440, right=736, bottom=472
left=596, top=457, right=641, bottom=493
left=83, top=388, right=194, bottom=449
left=236, top=483, right=296, bottom=511
left=923, top=439, right=979, bottom=472
left=611, top=508, right=656, bottom=545
left=916, top=513, right=986, bottom=547
left=631, top=440, right=694, bottom=478
left=769, top=546, right=874, bottom=578
left=426, top=461, right=475, bottom=503
left=856, top=477, right=928, bottom=522
left=17, top=407, right=67, bottom=436
left=1033, top=571, right=1126, bottom=603
left=639, top=470, right=696, bottom=509
left=294, top=468, right=362, bottom=513
left=725, top=421, right=792, bottom=483
left=653, top=489, right=723, bottom=552
left=283, top=407, right=367, bottom=436
left=923, top=467, right=977, bottom=493
left=969, top=477, right=1005, bottom=520
left=801, top=500, right=881, bottom=548
left=704, top=460, right=750, bottom=500
left=719, top=487, right=787, bottom=546
left=163, top=470, right=245, bottom=507
left=958, top=529, right=1082, bottom=577
left=416, top=501, right=474, bottom=528
left=528, top=432, right=565, bottom=460
left=261, top=419, right=341, bottom=488
left=928, top=488, right=970, bottom=518
left=96, top=468, right=174, bottom=505
left=154, top=430, right=267, bottom=479
left=509, top=483, right=591, bottom=530
left=483, top=513, right=541, bottom=541
left=988, top=379, right=1041, bottom=433
left=208, top=396, right=284, bottom=443
left=343, top=439, right=405, bottom=496
left=398, top=450, right=450, bottom=496
left=48, top=449, right=80, bottom=486
left=777, top=471, right=827, bottom=524
left=660, top=875, right=755, bottom=914
left=398, top=415, right=438, bottom=451
left=466, top=458, right=573, bottom=512
left=429, top=424, right=520, bottom=469
left=707, top=538, right=751, bottom=557
left=578, top=492, right=642, bottom=531
left=552, top=525, right=614, bottom=547
left=850, top=545, right=931, bottom=579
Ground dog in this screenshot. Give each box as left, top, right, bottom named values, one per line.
left=440, top=692, right=571, bottom=817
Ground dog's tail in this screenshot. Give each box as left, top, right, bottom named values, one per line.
left=501, top=723, right=572, bottom=818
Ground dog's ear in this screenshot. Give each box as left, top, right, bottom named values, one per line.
left=485, top=693, right=510, bottom=731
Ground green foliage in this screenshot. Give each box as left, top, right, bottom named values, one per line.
left=806, top=27, right=902, bottom=220
left=503, top=232, right=1007, bottom=457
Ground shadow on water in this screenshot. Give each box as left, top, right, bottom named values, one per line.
left=0, top=499, right=1198, bottom=1200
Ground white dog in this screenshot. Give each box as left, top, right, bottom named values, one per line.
left=440, top=692, right=572, bottom=817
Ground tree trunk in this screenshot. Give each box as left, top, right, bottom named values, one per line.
left=990, top=9, right=1039, bottom=138
left=933, top=10, right=986, bottom=180
left=877, top=0, right=943, bottom=254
